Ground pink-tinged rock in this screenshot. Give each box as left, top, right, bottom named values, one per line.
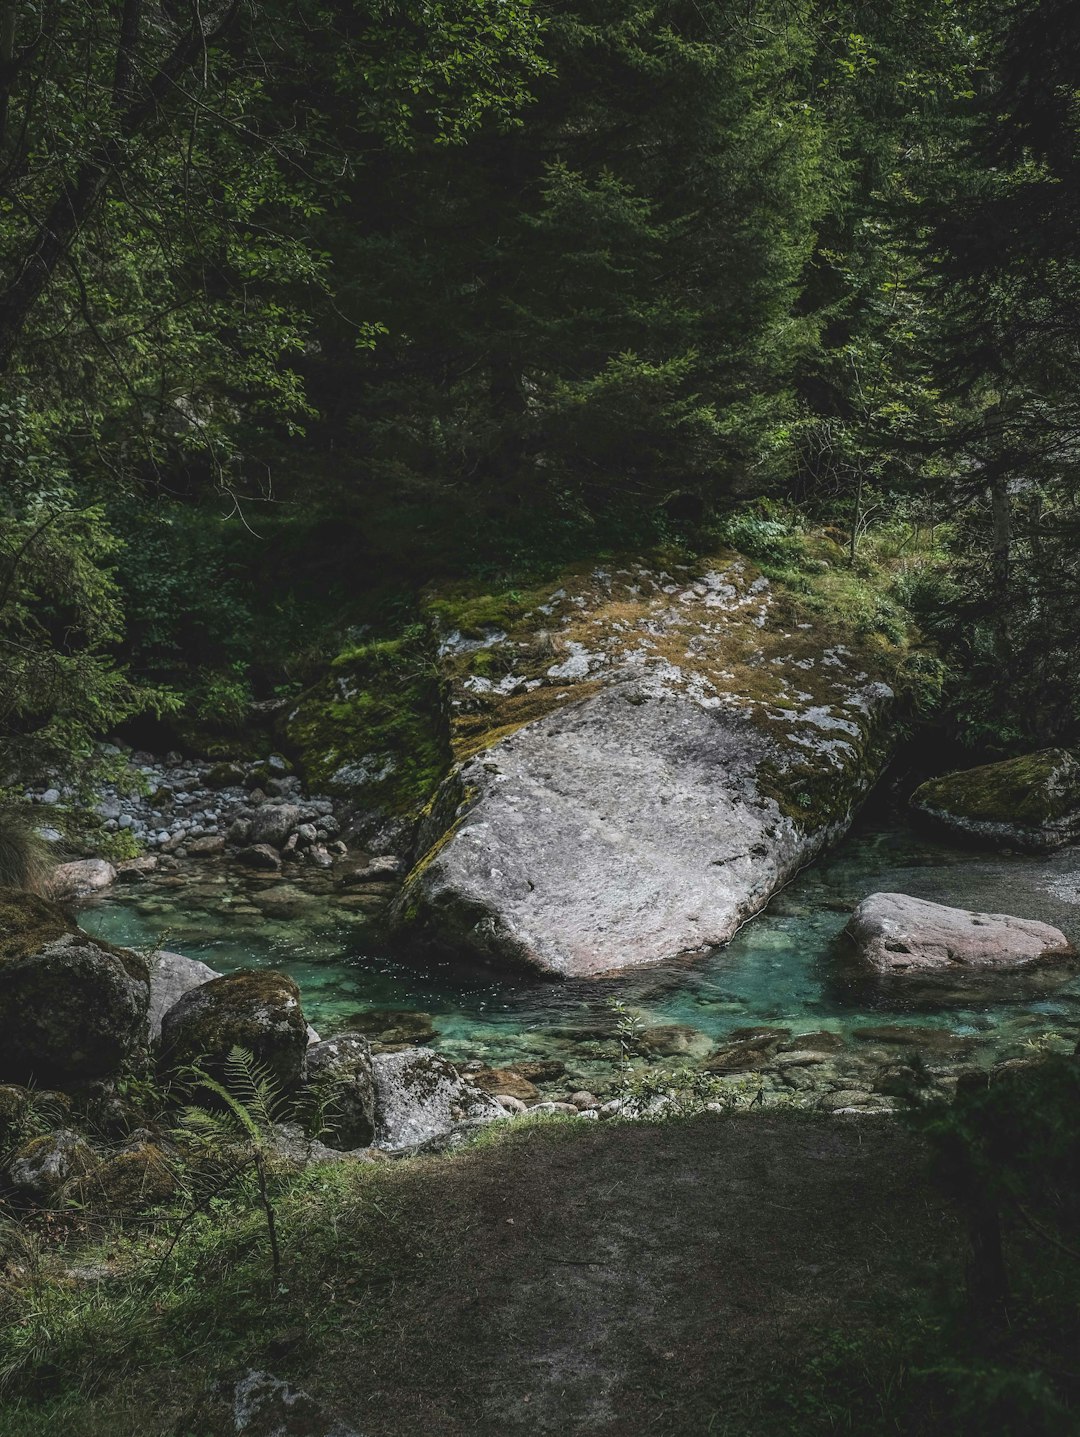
left=846, top=892, right=1075, bottom=974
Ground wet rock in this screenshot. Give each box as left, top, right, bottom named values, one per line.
left=851, top=1024, right=978, bottom=1058
left=304, top=1034, right=376, bottom=1150
left=232, top=1369, right=361, bottom=1437
left=248, top=804, right=304, bottom=850
left=637, top=1023, right=711, bottom=1059
left=205, top=762, right=246, bottom=790
left=911, top=748, right=1080, bottom=852
left=49, top=857, right=117, bottom=899
left=188, top=834, right=226, bottom=856
left=237, top=844, right=282, bottom=872
left=343, top=1009, right=437, bottom=1047
left=0, top=887, right=149, bottom=1084
left=5, top=1129, right=95, bottom=1206
left=495, top=1093, right=528, bottom=1114
left=703, top=1038, right=780, bottom=1074
left=469, top=1067, right=540, bottom=1102
left=846, top=892, right=1074, bottom=974
left=371, top=1048, right=502, bottom=1152
left=158, top=970, right=308, bottom=1091
left=115, top=855, right=159, bottom=883
left=338, top=856, right=404, bottom=888
left=148, top=950, right=220, bottom=1042
left=778, top=1030, right=844, bottom=1053
left=568, top=1090, right=599, bottom=1109
left=728, top=1026, right=792, bottom=1044
left=512, top=1059, right=567, bottom=1083
left=249, top=885, right=314, bottom=920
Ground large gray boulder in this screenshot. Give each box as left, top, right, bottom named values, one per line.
left=372, top=1047, right=503, bottom=1152
left=390, top=561, right=896, bottom=977
left=911, top=749, right=1080, bottom=852
left=845, top=892, right=1075, bottom=975
left=49, top=857, right=117, bottom=900
left=0, top=887, right=149, bottom=1084
left=147, top=950, right=220, bottom=1042
left=158, top=969, right=308, bottom=1090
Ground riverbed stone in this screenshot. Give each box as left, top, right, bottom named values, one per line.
left=911, top=748, right=1080, bottom=851
left=389, top=559, right=897, bottom=976
left=845, top=892, right=1074, bottom=974
left=49, top=857, right=117, bottom=899
left=371, top=1048, right=502, bottom=1151
left=0, top=887, right=150, bottom=1084
left=236, top=844, right=282, bottom=872
left=469, top=1067, right=541, bottom=1101
left=158, top=970, right=308, bottom=1091
left=343, top=1009, right=437, bottom=1046
left=148, top=950, right=220, bottom=1042
left=248, top=804, right=304, bottom=849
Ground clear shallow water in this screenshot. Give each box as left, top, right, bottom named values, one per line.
left=79, top=817, right=1080, bottom=1089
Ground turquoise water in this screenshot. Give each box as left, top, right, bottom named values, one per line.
left=79, top=817, right=1080, bottom=1088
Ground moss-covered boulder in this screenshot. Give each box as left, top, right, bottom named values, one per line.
left=4, top=1129, right=95, bottom=1207
left=71, top=1139, right=178, bottom=1212
left=158, top=969, right=308, bottom=1090
left=390, top=558, right=901, bottom=976
left=911, top=749, right=1080, bottom=851
left=282, top=633, right=450, bottom=843
left=0, top=887, right=150, bottom=1084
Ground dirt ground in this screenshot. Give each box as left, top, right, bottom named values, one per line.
left=239, top=1112, right=960, bottom=1437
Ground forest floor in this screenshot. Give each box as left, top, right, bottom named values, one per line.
left=5, top=1112, right=965, bottom=1436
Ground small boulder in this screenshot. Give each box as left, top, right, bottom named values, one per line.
left=115, top=855, right=159, bottom=883
left=71, top=1139, right=178, bottom=1212
left=248, top=804, right=304, bottom=850
left=0, top=887, right=149, bottom=1084
left=148, top=950, right=220, bottom=1042
left=49, top=857, right=117, bottom=900
left=5, top=1129, right=95, bottom=1206
left=337, top=856, right=404, bottom=888
left=637, top=1023, right=711, bottom=1059
left=236, top=844, right=282, bottom=872
left=233, top=1369, right=361, bottom=1437
left=372, top=1048, right=502, bottom=1152
left=304, top=1034, right=376, bottom=1150
left=187, top=834, right=226, bottom=856
left=845, top=892, right=1074, bottom=974
left=911, top=749, right=1080, bottom=851
left=158, top=970, right=308, bottom=1091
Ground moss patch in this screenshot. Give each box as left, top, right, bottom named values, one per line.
left=913, top=749, right=1080, bottom=829
left=283, top=631, right=450, bottom=819
left=0, top=886, right=75, bottom=962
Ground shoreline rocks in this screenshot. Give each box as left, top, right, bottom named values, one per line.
left=845, top=892, right=1075, bottom=975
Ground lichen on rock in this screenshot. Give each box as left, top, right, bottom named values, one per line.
left=157, top=969, right=308, bottom=1091
left=389, top=556, right=907, bottom=976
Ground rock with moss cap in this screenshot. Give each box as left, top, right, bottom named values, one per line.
left=5, top=1128, right=95, bottom=1206
left=158, top=969, right=308, bottom=1091
left=0, top=886, right=149, bottom=1084
left=372, top=1047, right=503, bottom=1152
left=911, top=749, right=1080, bottom=852
left=389, top=559, right=897, bottom=977
left=70, top=1137, right=178, bottom=1212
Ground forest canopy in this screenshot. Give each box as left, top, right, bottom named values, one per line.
left=2, top=0, right=1078, bottom=780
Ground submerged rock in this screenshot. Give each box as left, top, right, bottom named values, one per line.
left=371, top=1047, right=502, bottom=1151
left=911, top=749, right=1080, bottom=852
left=0, top=887, right=149, bottom=1084
left=389, top=560, right=897, bottom=977
left=158, top=969, right=308, bottom=1090
left=845, top=892, right=1074, bottom=975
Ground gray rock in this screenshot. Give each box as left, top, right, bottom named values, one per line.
left=232, top=1369, right=361, bottom=1437
left=248, top=803, right=304, bottom=849
left=49, top=857, right=117, bottom=899
left=372, top=1047, right=503, bottom=1152
left=5, top=1128, right=95, bottom=1206
left=40, top=788, right=60, bottom=805
left=188, top=834, right=225, bottom=855
left=147, top=950, right=220, bottom=1042
left=845, top=892, right=1075, bottom=974
left=390, top=562, right=894, bottom=977
left=237, top=843, right=282, bottom=872
left=304, top=1034, right=376, bottom=1149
